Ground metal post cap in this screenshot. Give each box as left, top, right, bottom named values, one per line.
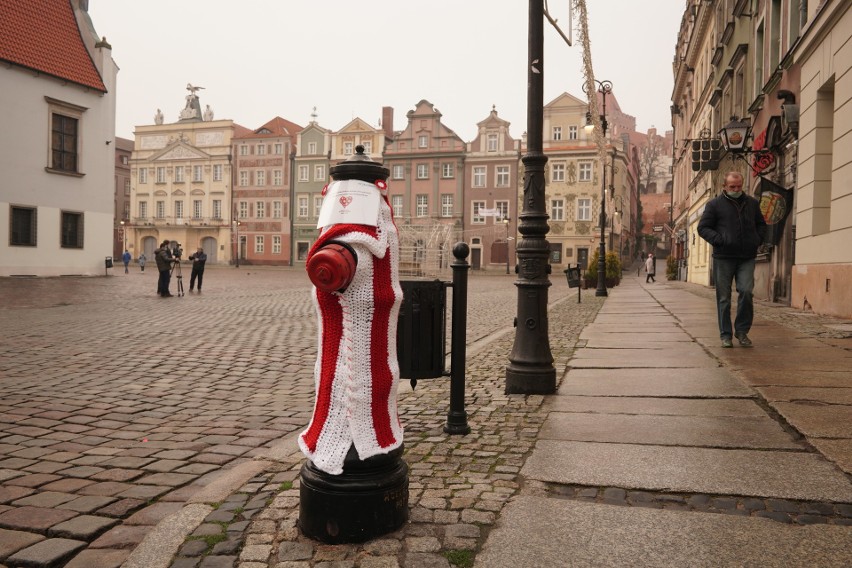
left=330, top=145, right=389, bottom=182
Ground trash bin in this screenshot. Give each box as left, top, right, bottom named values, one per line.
left=564, top=266, right=580, bottom=288
left=396, top=280, right=446, bottom=380
left=105, top=256, right=113, bottom=269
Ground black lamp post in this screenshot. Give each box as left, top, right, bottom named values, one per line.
left=505, top=0, right=556, bottom=395
left=233, top=220, right=241, bottom=268
left=585, top=79, right=612, bottom=297
left=503, top=217, right=511, bottom=274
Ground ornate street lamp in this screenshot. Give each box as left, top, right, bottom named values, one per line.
left=505, top=0, right=556, bottom=395
left=119, top=220, right=126, bottom=252
left=718, top=117, right=751, bottom=154
left=585, top=79, right=613, bottom=297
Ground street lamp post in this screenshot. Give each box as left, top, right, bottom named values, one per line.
left=233, top=220, right=240, bottom=268
left=503, top=217, right=510, bottom=274
left=585, top=79, right=612, bottom=297
left=119, top=220, right=126, bottom=252
left=505, top=0, right=556, bottom=395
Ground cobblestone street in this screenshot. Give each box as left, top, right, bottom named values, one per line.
left=3, top=266, right=851, bottom=567
left=0, top=266, right=574, bottom=567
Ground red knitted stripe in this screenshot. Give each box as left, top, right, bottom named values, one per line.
left=370, top=249, right=397, bottom=448
left=301, top=288, right=343, bottom=453
left=309, top=224, right=378, bottom=258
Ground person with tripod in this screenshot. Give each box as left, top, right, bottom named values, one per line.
left=155, top=240, right=174, bottom=297
left=188, top=247, right=207, bottom=292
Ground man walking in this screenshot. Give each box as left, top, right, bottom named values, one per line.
left=154, top=240, right=174, bottom=297
left=644, top=253, right=656, bottom=283
left=122, top=250, right=131, bottom=274
left=698, top=171, right=767, bottom=348
left=188, top=247, right=207, bottom=292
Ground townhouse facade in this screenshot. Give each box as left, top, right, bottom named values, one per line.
left=671, top=0, right=851, bottom=317
left=1, top=0, right=118, bottom=277
left=128, top=93, right=235, bottom=263
left=292, top=118, right=332, bottom=263
left=464, top=107, right=521, bottom=271
left=540, top=92, right=638, bottom=272
left=383, top=101, right=467, bottom=274
left=232, top=117, right=302, bottom=266
left=114, top=137, right=133, bottom=259
left=290, top=109, right=393, bottom=264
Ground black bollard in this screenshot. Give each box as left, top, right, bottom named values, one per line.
left=298, top=145, right=409, bottom=544
left=445, top=243, right=471, bottom=435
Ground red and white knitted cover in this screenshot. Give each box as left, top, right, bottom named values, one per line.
left=299, top=192, right=404, bottom=475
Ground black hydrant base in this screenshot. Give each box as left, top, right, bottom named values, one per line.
left=298, top=458, right=409, bottom=544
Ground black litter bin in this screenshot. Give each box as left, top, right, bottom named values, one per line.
left=105, top=256, right=113, bottom=269
left=564, top=266, right=580, bottom=288
left=396, top=280, right=446, bottom=380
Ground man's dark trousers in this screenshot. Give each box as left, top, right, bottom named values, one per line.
left=190, top=268, right=204, bottom=291
left=158, top=270, right=171, bottom=296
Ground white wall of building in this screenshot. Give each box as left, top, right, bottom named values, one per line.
left=0, top=52, right=117, bottom=276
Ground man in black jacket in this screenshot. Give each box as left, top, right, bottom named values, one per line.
left=698, top=171, right=767, bottom=348
left=154, top=240, right=174, bottom=297
left=188, top=247, right=207, bottom=292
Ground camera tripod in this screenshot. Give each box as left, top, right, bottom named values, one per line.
left=170, top=259, right=185, bottom=297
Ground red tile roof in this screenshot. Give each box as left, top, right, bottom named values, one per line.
left=0, top=0, right=107, bottom=92
left=235, top=117, right=304, bottom=139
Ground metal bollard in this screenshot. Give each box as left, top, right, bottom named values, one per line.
left=445, top=242, right=471, bottom=435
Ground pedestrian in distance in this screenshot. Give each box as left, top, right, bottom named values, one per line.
left=138, top=253, right=146, bottom=272
left=122, top=250, right=131, bottom=274
left=154, top=240, right=174, bottom=297
left=188, top=247, right=207, bottom=292
left=644, top=253, right=656, bottom=283
left=698, top=171, right=767, bottom=348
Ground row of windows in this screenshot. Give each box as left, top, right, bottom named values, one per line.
left=249, top=234, right=284, bottom=254
left=10, top=206, right=83, bottom=248
left=138, top=199, right=225, bottom=220
left=551, top=125, right=580, bottom=141
left=386, top=163, right=513, bottom=185
left=133, top=195, right=590, bottom=224
left=299, top=140, right=374, bottom=156
left=551, top=161, right=594, bottom=183
left=237, top=201, right=285, bottom=219
left=239, top=143, right=286, bottom=156
left=297, top=164, right=326, bottom=183
left=240, top=169, right=285, bottom=186
left=139, top=165, right=224, bottom=184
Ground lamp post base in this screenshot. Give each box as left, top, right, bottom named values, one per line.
left=505, top=365, right=556, bottom=395
left=299, top=445, right=408, bottom=544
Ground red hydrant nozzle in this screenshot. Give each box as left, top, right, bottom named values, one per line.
left=306, top=243, right=357, bottom=292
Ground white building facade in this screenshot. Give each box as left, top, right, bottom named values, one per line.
left=0, top=1, right=118, bottom=276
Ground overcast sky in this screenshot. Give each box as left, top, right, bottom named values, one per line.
left=88, top=1, right=684, bottom=142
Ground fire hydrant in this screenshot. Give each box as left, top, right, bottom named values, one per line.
left=298, top=145, right=408, bottom=544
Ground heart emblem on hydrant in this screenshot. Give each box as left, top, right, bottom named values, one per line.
left=339, top=196, right=353, bottom=208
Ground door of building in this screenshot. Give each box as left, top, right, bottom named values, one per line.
left=201, top=237, right=217, bottom=263
left=471, top=247, right=482, bottom=270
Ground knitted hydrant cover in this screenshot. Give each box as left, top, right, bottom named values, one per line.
left=298, top=190, right=404, bottom=475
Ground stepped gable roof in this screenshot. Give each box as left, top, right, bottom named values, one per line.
left=0, top=0, right=107, bottom=92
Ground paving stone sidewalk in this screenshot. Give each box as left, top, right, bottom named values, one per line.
left=164, top=271, right=852, bottom=568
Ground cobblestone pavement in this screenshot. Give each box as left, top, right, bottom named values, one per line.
left=0, top=265, right=573, bottom=567
left=3, top=266, right=850, bottom=567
